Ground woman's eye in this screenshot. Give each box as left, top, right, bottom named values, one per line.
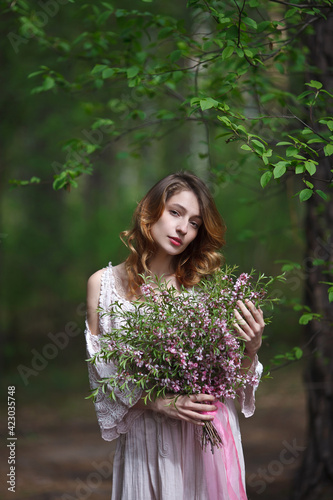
left=170, top=210, right=179, bottom=216
left=190, top=221, right=199, bottom=229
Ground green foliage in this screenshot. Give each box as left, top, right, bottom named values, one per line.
left=3, top=0, right=333, bottom=366
left=6, top=0, right=333, bottom=200
left=265, top=346, right=303, bottom=374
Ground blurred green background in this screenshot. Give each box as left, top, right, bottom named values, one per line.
left=0, top=1, right=307, bottom=498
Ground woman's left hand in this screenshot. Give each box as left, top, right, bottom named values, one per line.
left=233, top=299, right=265, bottom=357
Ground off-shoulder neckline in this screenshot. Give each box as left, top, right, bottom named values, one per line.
left=105, top=262, right=134, bottom=305
left=104, top=262, right=193, bottom=305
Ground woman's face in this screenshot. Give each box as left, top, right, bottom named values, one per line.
left=150, top=190, right=202, bottom=257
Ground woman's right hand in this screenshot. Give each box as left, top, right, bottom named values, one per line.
left=149, top=394, right=217, bottom=426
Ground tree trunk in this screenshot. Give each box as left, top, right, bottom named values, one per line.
left=292, top=13, right=333, bottom=500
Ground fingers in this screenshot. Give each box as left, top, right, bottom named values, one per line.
left=159, top=394, right=217, bottom=425
left=233, top=300, right=265, bottom=356
left=234, top=300, right=265, bottom=331
left=191, top=394, right=216, bottom=403
left=236, top=300, right=256, bottom=330
left=184, top=395, right=217, bottom=414
left=245, top=299, right=265, bottom=326
left=233, top=309, right=253, bottom=340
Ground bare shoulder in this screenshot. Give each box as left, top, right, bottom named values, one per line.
left=86, top=268, right=106, bottom=335
left=87, top=268, right=105, bottom=292
left=86, top=263, right=128, bottom=335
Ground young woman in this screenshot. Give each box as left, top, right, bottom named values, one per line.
left=85, top=171, right=264, bottom=500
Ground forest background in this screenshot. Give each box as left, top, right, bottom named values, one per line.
left=1, top=0, right=332, bottom=499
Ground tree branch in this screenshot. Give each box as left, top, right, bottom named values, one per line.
left=269, top=0, right=333, bottom=8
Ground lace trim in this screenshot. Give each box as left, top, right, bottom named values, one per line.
left=113, top=265, right=129, bottom=300
left=85, top=262, right=143, bottom=442
left=238, top=354, right=263, bottom=418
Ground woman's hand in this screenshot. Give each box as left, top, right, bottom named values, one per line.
left=233, top=299, right=265, bottom=357
left=142, top=394, right=217, bottom=426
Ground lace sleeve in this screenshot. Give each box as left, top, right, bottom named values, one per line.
left=85, top=264, right=144, bottom=441
left=237, top=354, right=263, bottom=418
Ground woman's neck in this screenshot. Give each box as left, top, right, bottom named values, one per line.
left=148, top=252, right=175, bottom=280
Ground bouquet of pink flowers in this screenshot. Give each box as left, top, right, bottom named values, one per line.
left=89, top=266, right=281, bottom=450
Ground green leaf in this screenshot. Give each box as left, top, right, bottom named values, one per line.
left=30, top=176, right=41, bottom=184
left=295, top=165, right=305, bottom=174
left=116, top=151, right=130, bottom=160
left=327, top=121, right=333, bottom=131
left=298, top=90, right=313, bottom=100
left=321, top=90, right=333, bottom=99
left=28, top=70, right=44, bottom=79
left=43, top=76, right=55, bottom=90
left=217, top=115, right=232, bottom=126
left=97, top=10, right=113, bottom=24
left=251, top=139, right=265, bottom=151
left=285, top=7, right=297, bottom=18
left=273, top=163, right=287, bottom=179
left=301, top=128, right=313, bottom=135
left=190, top=97, right=200, bottom=107
left=53, top=174, right=68, bottom=190
left=236, top=125, right=248, bottom=134
left=91, top=64, right=108, bottom=75
left=324, top=144, right=333, bottom=156
left=260, top=171, right=273, bottom=188
left=257, top=21, right=271, bottom=32
left=85, top=144, right=99, bottom=154
left=261, top=93, right=275, bottom=103
left=240, top=144, right=252, bottom=151
left=307, top=138, right=323, bottom=144
left=316, top=189, right=329, bottom=201
left=222, top=46, right=234, bottom=60
left=305, top=80, right=323, bottom=90
left=94, top=79, right=104, bottom=89
left=200, top=97, right=219, bottom=111
left=225, top=25, right=238, bottom=40
left=304, top=161, right=316, bottom=176
left=299, top=188, right=313, bottom=202
left=127, top=66, right=140, bottom=79
left=102, top=68, right=115, bottom=79
left=275, top=62, right=284, bottom=74
left=158, top=27, right=174, bottom=39
left=299, top=313, right=314, bottom=325
left=286, top=146, right=299, bottom=157
left=283, top=263, right=301, bottom=272
left=218, top=16, right=231, bottom=25
left=242, top=17, right=257, bottom=30
left=101, top=2, right=114, bottom=11
left=291, top=347, right=303, bottom=360
left=170, top=50, right=182, bottom=63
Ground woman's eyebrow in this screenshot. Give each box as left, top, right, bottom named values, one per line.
left=169, top=203, right=202, bottom=220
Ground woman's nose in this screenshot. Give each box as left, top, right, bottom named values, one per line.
left=177, top=221, right=188, bottom=234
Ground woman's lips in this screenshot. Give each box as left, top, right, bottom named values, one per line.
left=168, top=236, right=182, bottom=247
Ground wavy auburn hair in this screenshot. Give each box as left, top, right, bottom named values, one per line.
left=121, top=171, right=226, bottom=297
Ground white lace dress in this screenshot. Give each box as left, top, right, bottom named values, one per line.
left=85, top=263, right=263, bottom=500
